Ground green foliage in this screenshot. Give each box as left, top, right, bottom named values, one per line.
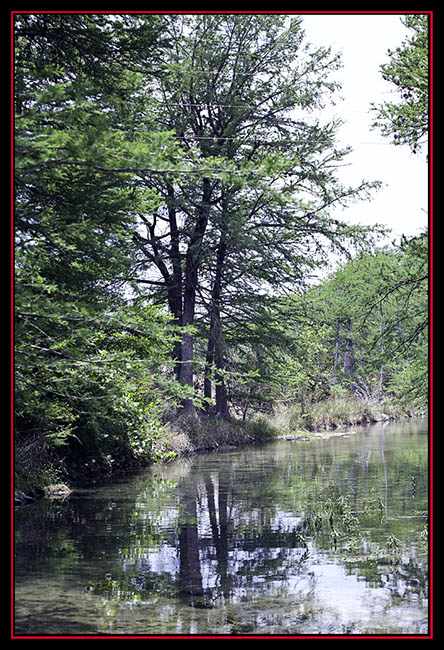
left=227, top=234, right=427, bottom=419
left=301, top=236, right=428, bottom=409
left=371, top=14, right=429, bottom=154
left=126, top=14, right=384, bottom=417
left=14, top=14, right=198, bottom=489
left=14, top=14, right=428, bottom=496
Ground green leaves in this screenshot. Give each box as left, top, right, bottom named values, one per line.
left=301, top=236, right=428, bottom=407
left=371, top=14, right=429, bottom=154
left=14, top=13, right=428, bottom=496
left=14, top=14, right=197, bottom=474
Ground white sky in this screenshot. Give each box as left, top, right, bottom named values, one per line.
left=300, top=13, right=429, bottom=243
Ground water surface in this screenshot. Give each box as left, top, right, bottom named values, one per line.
left=14, top=419, right=429, bottom=636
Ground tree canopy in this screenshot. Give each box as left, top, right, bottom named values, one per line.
left=371, top=14, right=429, bottom=154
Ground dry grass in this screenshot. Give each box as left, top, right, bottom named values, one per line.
left=158, top=396, right=419, bottom=461
left=266, top=397, right=410, bottom=433
left=161, top=412, right=279, bottom=458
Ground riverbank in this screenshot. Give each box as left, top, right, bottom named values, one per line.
left=262, top=396, right=423, bottom=436
left=14, top=397, right=424, bottom=505
left=162, top=396, right=424, bottom=459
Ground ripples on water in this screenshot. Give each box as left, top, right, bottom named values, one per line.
left=14, top=419, right=429, bottom=636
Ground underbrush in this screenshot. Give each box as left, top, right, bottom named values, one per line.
left=128, top=394, right=423, bottom=462
left=14, top=431, right=64, bottom=502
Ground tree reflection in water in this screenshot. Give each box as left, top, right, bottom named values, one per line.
left=175, top=462, right=316, bottom=612
left=14, top=421, right=429, bottom=635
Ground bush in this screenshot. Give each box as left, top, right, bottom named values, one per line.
left=15, top=430, right=63, bottom=497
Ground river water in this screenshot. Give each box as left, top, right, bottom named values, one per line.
left=14, top=419, right=429, bottom=637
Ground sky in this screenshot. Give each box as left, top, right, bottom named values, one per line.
left=299, top=13, right=429, bottom=243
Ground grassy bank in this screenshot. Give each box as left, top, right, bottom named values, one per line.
left=157, top=413, right=279, bottom=458
left=14, top=414, right=279, bottom=504
left=265, top=396, right=422, bottom=435
left=157, top=395, right=423, bottom=459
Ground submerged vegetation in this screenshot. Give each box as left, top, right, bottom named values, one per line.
left=13, top=14, right=429, bottom=499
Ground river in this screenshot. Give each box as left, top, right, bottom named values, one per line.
left=13, top=418, right=429, bottom=637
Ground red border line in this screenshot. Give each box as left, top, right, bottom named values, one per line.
left=11, top=9, right=15, bottom=642
left=428, top=9, right=433, bottom=641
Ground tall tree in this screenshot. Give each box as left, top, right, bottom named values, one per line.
left=301, top=243, right=428, bottom=408
left=14, top=14, right=191, bottom=483
left=131, top=14, right=382, bottom=416
left=369, top=12, right=429, bottom=407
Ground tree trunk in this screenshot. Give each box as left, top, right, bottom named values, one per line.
left=179, top=178, right=213, bottom=415
left=203, top=332, right=215, bottom=412
left=343, top=320, right=356, bottom=390
left=204, top=312, right=230, bottom=418
left=207, top=213, right=230, bottom=419
left=333, top=320, right=340, bottom=386
left=167, top=183, right=183, bottom=380
left=378, top=303, right=385, bottom=402
left=215, top=372, right=230, bottom=418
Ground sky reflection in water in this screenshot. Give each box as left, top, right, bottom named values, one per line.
left=14, top=419, right=429, bottom=636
